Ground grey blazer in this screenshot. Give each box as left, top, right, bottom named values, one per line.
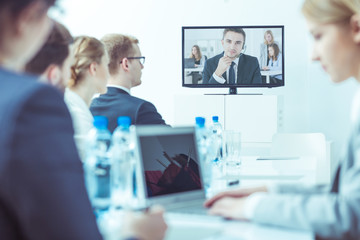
left=252, top=120, right=360, bottom=239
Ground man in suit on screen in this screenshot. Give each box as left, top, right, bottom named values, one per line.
left=202, top=28, right=262, bottom=85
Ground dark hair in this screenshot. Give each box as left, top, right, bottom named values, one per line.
left=223, top=28, right=246, bottom=44
left=101, top=34, right=139, bottom=75
left=268, top=43, right=280, bottom=61
left=25, top=21, right=73, bottom=75
left=0, top=0, right=56, bottom=17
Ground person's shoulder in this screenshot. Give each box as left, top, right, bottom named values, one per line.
left=209, top=53, right=223, bottom=60
left=0, top=69, right=62, bottom=110
left=242, top=54, right=259, bottom=62
left=128, top=94, right=150, bottom=106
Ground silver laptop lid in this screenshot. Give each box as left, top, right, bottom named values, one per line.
left=134, top=125, right=205, bottom=207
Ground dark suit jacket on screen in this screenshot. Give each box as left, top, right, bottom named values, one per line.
left=202, top=52, right=262, bottom=85
left=90, top=87, right=167, bottom=133
left=0, top=68, right=102, bottom=240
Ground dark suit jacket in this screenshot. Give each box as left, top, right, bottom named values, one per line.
left=90, top=87, right=167, bottom=133
left=202, top=53, right=262, bottom=85
left=0, top=68, right=102, bottom=240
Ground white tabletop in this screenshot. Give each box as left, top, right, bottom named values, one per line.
left=165, top=212, right=313, bottom=240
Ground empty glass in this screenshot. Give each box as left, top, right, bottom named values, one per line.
left=222, top=130, right=242, bottom=184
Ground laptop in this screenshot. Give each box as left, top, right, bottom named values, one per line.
left=184, top=58, right=196, bottom=68
left=133, top=125, right=209, bottom=214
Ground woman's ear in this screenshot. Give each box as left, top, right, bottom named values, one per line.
left=350, top=14, right=360, bottom=44
left=89, top=62, right=97, bottom=76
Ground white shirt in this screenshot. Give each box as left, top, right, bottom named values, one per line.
left=212, top=54, right=241, bottom=84
left=64, top=88, right=93, bottom=161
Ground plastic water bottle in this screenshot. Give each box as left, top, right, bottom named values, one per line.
left=211, top=116, right=223, bottom=162
left=195, top=117, right=216, bottom=197
left=84, top=116, right=112, bottom=212
left=110, top=116, right=136, bottom=209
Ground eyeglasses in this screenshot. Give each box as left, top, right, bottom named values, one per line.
left=120, top=56, right=145, bottom=65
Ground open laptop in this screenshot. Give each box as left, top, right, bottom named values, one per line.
left=184, top=58, right=196, bottom=68
left=133, top=125, right=209, bottom=214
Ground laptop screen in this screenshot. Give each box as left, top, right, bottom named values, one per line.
left=184, top=58, right=196, bottom=68
left=136, top=127, right=203, bottom=198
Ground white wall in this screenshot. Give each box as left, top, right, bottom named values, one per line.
left=53, top=0, right=359, bottom=164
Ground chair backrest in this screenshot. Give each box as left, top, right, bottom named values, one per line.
left=271, top=133, right=329, bottom=184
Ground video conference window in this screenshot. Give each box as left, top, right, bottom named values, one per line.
left=182, top=26, right=284, bottom=87
left=139, top=134, right=202, bottom=197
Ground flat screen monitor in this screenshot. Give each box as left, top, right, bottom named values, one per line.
left=182, top=26, right=284, bottom=94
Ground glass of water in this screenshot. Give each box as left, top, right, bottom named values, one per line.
left=222, top=130, right=242, bottom=185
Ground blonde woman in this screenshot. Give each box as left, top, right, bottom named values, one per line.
left=206, top=0, right=360, bottom=239
left=259, top=30, right=280, bottom=68
left=64, top=36, right=110, bottom=161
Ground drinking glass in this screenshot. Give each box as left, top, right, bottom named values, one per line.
left=222, top=130, right=242, bottom=184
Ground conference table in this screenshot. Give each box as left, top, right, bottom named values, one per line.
left=98, top=155, right=316, bottom=240
left=184, top=68, right=281, bottom=84
left=164, top=212, right=313, bottom=240
left=98, top=209, right=314, bottom=240
left=260, top=70, right=282, bottom=84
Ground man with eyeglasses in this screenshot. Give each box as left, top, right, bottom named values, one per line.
left=90, top=33, right=167, bottom=132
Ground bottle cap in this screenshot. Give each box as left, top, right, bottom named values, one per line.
left=212, top=116, right=219, bottom=122
left=93, top=116, right=108, bottom=129
left=117, top=116, right=131, bottom=128
left=195, top=117, right=205, bottom=128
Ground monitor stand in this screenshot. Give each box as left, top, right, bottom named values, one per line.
left=205, top=87, right=263, bottom=95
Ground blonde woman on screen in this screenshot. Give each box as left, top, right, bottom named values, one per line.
left=205, top=0, right=360, bottom=239
left=259, top=30, right=279, bottom=68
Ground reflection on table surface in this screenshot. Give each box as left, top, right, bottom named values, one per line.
left=211, top=156, right=317, bottom=193
left=97, top=209, right=313, bottom=240
left=165, top=212, right=313, bottom=240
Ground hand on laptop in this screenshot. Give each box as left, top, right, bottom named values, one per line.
left=204, top=186, right=268, bottom=208
left=208, top=196, right=249, bottom=220
left=122, top=205, right=168, bottom=240
left=204, top=186, right=268, bottom=220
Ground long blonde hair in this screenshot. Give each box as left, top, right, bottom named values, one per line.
left=302, top=0, right=360, bottom=23
left=69, top=36, right=106, bottom=87
left=263, top=30, right=274, bottom=45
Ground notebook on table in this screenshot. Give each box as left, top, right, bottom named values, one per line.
left=133, top=125, right=209, bottom=215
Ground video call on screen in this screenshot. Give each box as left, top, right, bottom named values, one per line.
left=182, top=26, right=284, bottom=87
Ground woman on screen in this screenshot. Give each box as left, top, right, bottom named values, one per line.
left=189, top=45, right=206, bottom=67
left=205, top=0, right=360, bottom=239
left=262, top=43, right=282, bottom=83
left=188, top=45, right=206, bottom=84
left=259, top=30, right=279, bottom=68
